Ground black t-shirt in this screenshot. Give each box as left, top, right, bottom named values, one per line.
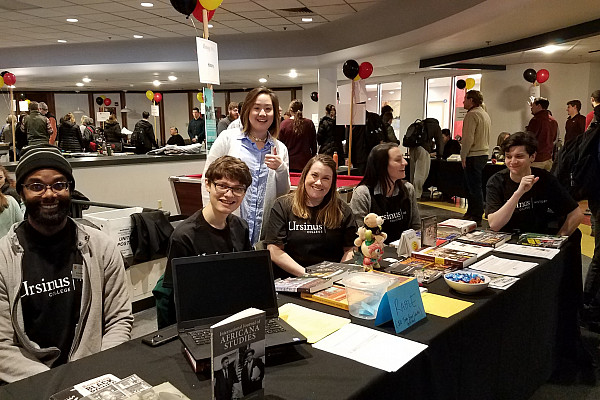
left=162, top=210, right=252, bottom=288
left=485, top=167, right=578, bottom=235
left=368, top=186, right=412, bottom=243
left=17, top=220, right=83, bottom=367
left=264, top=196, right=357, bottom=278
left=167, top=134, right=186, bottom=146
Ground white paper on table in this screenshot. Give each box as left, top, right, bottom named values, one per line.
left=468, top=255, right=537, bottom=277
left=462, top=268, right=519, bottom=290
left=494, top=243, right=560, bottom=260
left=312, top=323, right=428, bottom=372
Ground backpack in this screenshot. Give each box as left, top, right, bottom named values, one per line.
left=131, top=124, right=146, bottom=148
left=364, top=112, right=385, bottom=150
left=82, top=125, right=94, bottom=142
left=403, top=119, right=427, bottom=148
left=552, top=122, right=600, bottom=201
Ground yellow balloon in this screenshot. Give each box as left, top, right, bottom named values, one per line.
left=0, top=79, right=3, bottom=89
left=197, top=92, right=204, bottom=103
left=353, top=74, right=361, bottom=81
left=199, top=0, right=223, bottom=11
left=100, top=95, right=106, bottom=100
left=465, top=78, right=476, bottom=90
left=26, top=99, right=30, bottom=104
left=146, top=90, right=154, bottom=101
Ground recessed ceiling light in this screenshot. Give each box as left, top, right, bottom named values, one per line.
left=133, top=34, right=144, bottom=39
left=140, top=2, right=153, bottom=7
left=208, top=24, right=213, bottom=28
left=259, top=78, right=267, bottom=83
left=76, top=83, right=84, bottom=87
left=82, top=77, right=91, bottom=83
left=289, top=69, right=298, bottom=78
left=66, top=18, right=78, bottom=22
left=168, top=75, right=177, bottom=81
left=368, top=98, right=372, bottom=101
left=537, top=44, right=562, bottom=54
left=389, top=91, right=394, bottom=94
left=153, top=80, right=161, bottom=87
left=301, top=17, right=313, bottom=22
left=57, top=39, right=67, bottom=43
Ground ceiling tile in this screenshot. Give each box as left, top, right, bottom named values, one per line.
left=220, top=19, right=261, bottom=28
left=237, top=10, right=279, bottom=19
left=350, top=2, right=376, bottom=11
left=255, top=0, right=305, bottom=9
left=1, top=11, right=37, bottom=21
left=19, top=0, right=71, bottom=6
left=269, top=24, right=303, bottom=31
left=108, top=10, right=152, bottom=19
left=236, top=26, right=272, bottom=33
left=300, top=0, right=346, bottom=5
left=286, top=15, right=327, bottom=23
left=220, top=3, right=266, bottom=12
left=86, top=2, right=140, bottom=13
left=85, top=13, right=128, bottom=22
left=254, top=17, right=291, bottom=26
left=19, top=8, right=65, bottom=18
left=48, top=5, right=101, bottom=15
left=308, top=4, right=354, bottom=14
left=321, top=13, right=352, bottom=21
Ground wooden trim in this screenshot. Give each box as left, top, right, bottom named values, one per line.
left=187, top=92, right=194, bottom=119
left=159, top=98, right=166, bottom=146
left=120, top=91, right=128, bottom=128
left=88, top=93, right=95, bottom=120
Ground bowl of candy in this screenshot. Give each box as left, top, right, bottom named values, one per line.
left=444, top=271, right=490, bottom=294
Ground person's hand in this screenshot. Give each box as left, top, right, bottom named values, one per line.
left=191, top=137, right=197, bottom=143
left=265, top=154, right=282, bottom=170
left=461, top=159, right=466, bottom=168
left=517, top=174, right=539, bottom=194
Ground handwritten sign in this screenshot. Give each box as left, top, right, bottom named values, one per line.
left=196, top=37, right=220, bottom=85
left=376, top=279, right=426, bottom=333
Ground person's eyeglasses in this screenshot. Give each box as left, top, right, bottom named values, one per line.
left=23, top=181, right=71, bottom=194
left=213, top=182, right=246, bottom=196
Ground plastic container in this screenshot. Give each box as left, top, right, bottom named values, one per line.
left=343, top=272, right=391, bottom=320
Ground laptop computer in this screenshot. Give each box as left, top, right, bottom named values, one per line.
left=172, top=250, right=307, bottom=361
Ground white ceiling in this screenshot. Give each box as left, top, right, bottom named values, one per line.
left=1, top=0, right=599, bottom=91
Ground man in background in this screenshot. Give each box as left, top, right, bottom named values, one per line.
left=166, top=126, right=185, bottom=146
left=38, top=102, right=57, bottom=145
left=441, top=128, right=461, bottom=160
left=217, top=103, right=239, bottom=135
left=586, top=90, right=600, bottom=130
left=526, top=97, right=557, bottom=171
left=564, top=100, right=586, bottom=144
left=22, top=101, right=52, bottom=145
left=132, top=111, right=157, bottom=154
left=188, top=106, right=205, bottom=144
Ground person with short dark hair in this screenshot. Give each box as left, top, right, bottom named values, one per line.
left=241, top=348, right=264, bottom=396
left=217, top=102, right=239, bottom=135
left=23, top=101, right=52, bottom=146
left=486, top=132, right=582, bottom=235
left=38, top=102, right=57, bottom=145
left=214, top=355, right=237, bottom=400
left=381, top=112, right=399, bottom=144
left=441, top=129, right=461, bottom=160
left=0, top=144, right=133, bottom=382
left=564, top=100, right=586, bottom=144
left=132, top=111, right=157, bottom=154
left=188, top=106, right=205, bottom=144
left=585, top=90, right=600, bottom=130
left=526, top=97, right=558, bottom=171
left=317, top=104, right=345, bottom=166
left=166, top=126, right=185, bottom=146
left=158, top=155, right=253, bottom=327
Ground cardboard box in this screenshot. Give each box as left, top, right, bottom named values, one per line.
left=84, top=207, right=143, bottom=258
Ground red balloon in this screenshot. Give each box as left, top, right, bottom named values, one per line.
left=104, top=98, right=112, bottom=106
left=3, top=72, right=16, bottom=86
left=153, top=93, right=162, bottom=103
left=192, top=2, right=215, bottom=22
left=536, top=69, right=549, bottom=84
left=358, top=62, right=373, bottom=79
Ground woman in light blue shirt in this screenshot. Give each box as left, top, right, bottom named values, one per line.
left=203, top=87, right=290, bottom=245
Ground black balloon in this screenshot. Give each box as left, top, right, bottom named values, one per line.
left=170, top=0, right=196, bottom=16
left=456, top=79, right=466, bottom=89
left=523, top=68, right=537, bottom=83
left=95, top=97, right=103, bottom=105
left=0, top=71, right=8, bottom=77
left=310, top=92, right=318, bottom=102
left=342, top=59, right=359, bottom=80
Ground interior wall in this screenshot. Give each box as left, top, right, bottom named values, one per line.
left=163, top=93, right=189, bottom=140
left=125, top=93, right=162, bottom=139
left=93, top=92, right=122, bottom=125
left=54, top=93, right=89, bottom=125
left=398, top=74, right=426, bottom=153
left=302, top=83, right=319, bottom=123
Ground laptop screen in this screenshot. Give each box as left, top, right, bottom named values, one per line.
left=172, top=250, right=279, bottom=326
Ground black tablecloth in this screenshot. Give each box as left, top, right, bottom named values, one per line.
left=0, top=235, right=583, bottom=400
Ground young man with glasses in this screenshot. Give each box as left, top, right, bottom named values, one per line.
left=0, top=144, right=133, bottom=383
left=157, top=155, right=253, bottom=327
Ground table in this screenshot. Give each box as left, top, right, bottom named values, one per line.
left=0, top=234, right=583, bottom=400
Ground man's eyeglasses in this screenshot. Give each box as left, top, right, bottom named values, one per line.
left=213, top=182, right=246, bottom=196
left=23, top=181, right=71, bottom=194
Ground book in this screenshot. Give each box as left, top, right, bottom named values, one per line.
left=397, top=229, right=420, bottom=257
left=438, top=218, right=477, bottom=234
left=440, top=241, right=494, bottom=259
left=124, top=382, right=190, bottom=400
left=52, top=374, right=152, bottom=400
left=456, top=230, right=512, bottom=248
left=517, top=233, right=568, bottom=248
left=420, top=216, right=437, bottom=247
left=301, top=284, right=349, bottom=310
left=211, top=307, right=266, bottom=400
left=386, top=257, right=455, bottom=284
left=305, top=261, right=365, bottom=282
left=411, top=246, right=478, bottom=268
left=274, top=276, right=334, bottom=293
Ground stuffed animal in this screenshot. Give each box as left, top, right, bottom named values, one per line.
left=360, top=240, right=383, bottom=271
left=354, top=212, right=387, bottom=247
left=354, top=213, right=387, bottom=270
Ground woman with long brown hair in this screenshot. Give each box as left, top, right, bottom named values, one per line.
left=278, top=99, right=317, bottom=172
left=264, top=154, right=356, bottom=278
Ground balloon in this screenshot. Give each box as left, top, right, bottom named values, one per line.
left=353, top=74, right=361, bottom=81
left=199, top=0, right=223, bottom=11
left=465, top=78, right=475, bottom=90
left=0, top=80, right=3, bottom=89
left=104, top=98, right=112, bottom=106
left=310, top=92, right=318, bottom=102
left=523, top=68, right=537, bottom=83
left=170, top=0, right=196, bottom=15
left=197, top=92, right=204, bottom=102
left=456, top=79, right=466, bottom=89
left=342, top=59, right=359, bottom=80
left=146, top=90, right=154, bottom=101
left=536, top=69, right=549, bottom=84
left=358, top=62, right=373, bottom=79
left=95, top=97, right=103, bottom=105
left=0, top=71, right=7, bottom=77
left=3, top=72, right=16, bottom=86
left=153, top=93, right=162, bottom=103
left=100, top=95, right=106, bottom=100
left=26, top=99, right=30, bottom=104
left=192, top=2, right=215, bottom=22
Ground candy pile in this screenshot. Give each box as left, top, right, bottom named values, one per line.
left=445, top=272, right=486, bottom=284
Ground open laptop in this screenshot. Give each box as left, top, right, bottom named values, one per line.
left=172, top=250, right=307, bottom=361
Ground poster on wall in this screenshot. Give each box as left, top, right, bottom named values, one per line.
left=196, top=37, right=220, bottom=85
left=96, top=112, right=110, bottom=122
left=203, top=87, right=217, bottom=150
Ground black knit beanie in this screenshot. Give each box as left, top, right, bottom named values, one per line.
left=15, top=144, right=74, bottom=193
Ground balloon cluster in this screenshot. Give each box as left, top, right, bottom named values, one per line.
left=170, top=0, right=221, bottom=20
left=310, top=92, right=318, bottom=102
left=456, top=78, right=476, bottom=90
left=0, top=71, right=17, bottom=88
left=342, top=60, right=374, bottom=81
left=146, top=90, right=162, bottom=103
left=523, top=68, right=549, bottom=84
left=95, top=96, right=112, bottom=106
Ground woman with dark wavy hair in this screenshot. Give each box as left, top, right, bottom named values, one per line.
left=265, top=154, right=356, bottom=278
left=278, top=99, right=317, bottom=172
left=350, top=143, right=420, bottom=243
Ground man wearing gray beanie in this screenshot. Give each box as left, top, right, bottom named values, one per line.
left=0, top=144, right=133, bottom=383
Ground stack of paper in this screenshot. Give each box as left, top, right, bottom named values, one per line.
left=468, top=255, right=538, bottom=277
left=495, top=243, right=560, bottom=259
left=278, top=303, right=350, bottom=343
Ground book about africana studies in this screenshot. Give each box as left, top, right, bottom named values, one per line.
left=211, top=307, right=266, bottom=400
